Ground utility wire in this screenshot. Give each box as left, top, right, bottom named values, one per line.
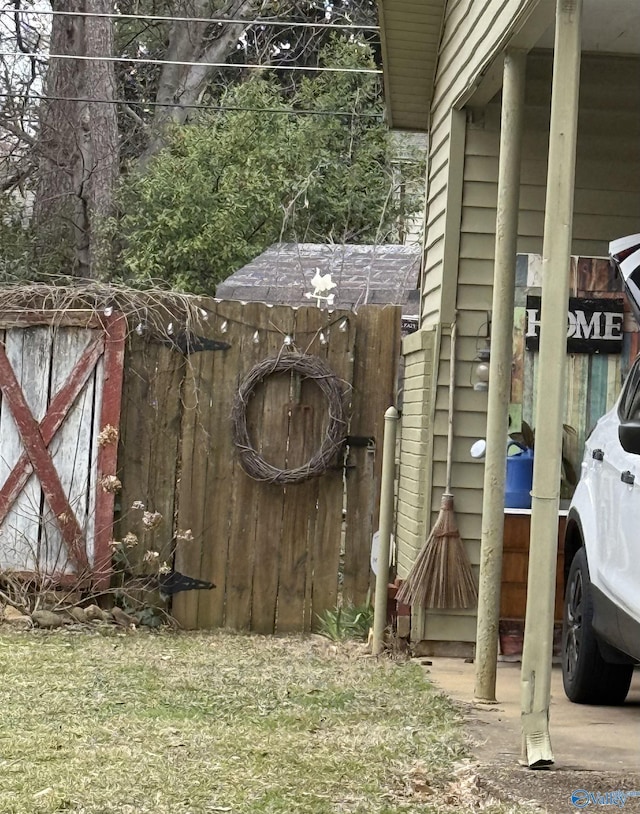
left=0, top=91, right=383, bottom=118
left=3, top=8, right=379, bottom=31
left=0, top=50, right=382, bottom=74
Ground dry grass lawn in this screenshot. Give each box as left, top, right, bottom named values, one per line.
left=0, top=628, right=537, bottom=813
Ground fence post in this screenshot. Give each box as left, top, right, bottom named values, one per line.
left=372, top=406, right=399, bottom=655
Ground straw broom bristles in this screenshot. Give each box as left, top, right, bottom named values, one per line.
left=396, top=493, right=477, bottom=609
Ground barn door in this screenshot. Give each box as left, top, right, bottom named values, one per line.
left=0, top=312, right=125, bottom=588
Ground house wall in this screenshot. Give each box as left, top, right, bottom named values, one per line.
left=398, top=49, right=640, bottom=648
left=396, top=326, right=439, bottom=579
left=423, top=0, right=537, bottom=324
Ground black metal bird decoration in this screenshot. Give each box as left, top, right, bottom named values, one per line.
left=157, top=570, right=216, bottom=600
left=123, top=570, right=216, bottom=601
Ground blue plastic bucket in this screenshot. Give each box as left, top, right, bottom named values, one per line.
left=504, top=444, right=534, bottom=509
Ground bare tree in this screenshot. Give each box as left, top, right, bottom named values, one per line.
left=34, top=0, right=119, bottom=276
left=138, top=0, right=257, bottom=165
left=0, top=2, right=45, bottom=194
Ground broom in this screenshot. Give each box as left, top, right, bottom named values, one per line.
left=396, top=319, right=478, bottom=609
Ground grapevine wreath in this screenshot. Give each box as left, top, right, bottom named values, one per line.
left=231, top=352, right=348, bottom=484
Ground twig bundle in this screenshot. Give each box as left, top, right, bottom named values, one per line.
left=396, top=494, right=477, bottom=608
left=231, top=352, right=348, bottom=484
left=0, top=280, right=209, bottom=336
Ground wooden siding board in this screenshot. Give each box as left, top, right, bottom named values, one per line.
left=397, top=485, right=427, bottom=509
left=420, top=612, right=478, bottom=642
left=406, top=42, right=640, bottom=646
left=431, top=0, right=532, bottom=128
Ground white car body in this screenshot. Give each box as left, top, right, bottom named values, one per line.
left=561, top=234, right=640, bottom=703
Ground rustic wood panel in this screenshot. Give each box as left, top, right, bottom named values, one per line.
left=117, top=335, right=186, bottom=577
left=501, top=512, right=566, bottom=621
left=0, top=328, right=52, bottom=571
left=309, top=311, right=355, bottom=625
left=170, top=346, right=206, bottom=629
left=92, top=316, right=127, bottom=588
left=221, top=304, right=265, bottom=630
left=343, top=306, right=400, bottom=606
left=276, top=308, right=325, bottom=633
left=43, top=328, right=96, bottom=574
left=173, top=302, right=400, bottom=633
left=243, top=305, right=297, bottom=634
left=0, top=314, right=124, bottom=586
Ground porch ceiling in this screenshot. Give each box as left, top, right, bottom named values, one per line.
left=378, top=0, right=446, bottom=132
left=540, top=0, right=640, bottom=54
left=380, top=0, right=640, bottom=133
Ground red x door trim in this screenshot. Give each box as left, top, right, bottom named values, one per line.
left=0, top=313, right=126, bottom=584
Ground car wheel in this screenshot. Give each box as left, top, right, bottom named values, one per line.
left=562, top=547, right=633, bottom=705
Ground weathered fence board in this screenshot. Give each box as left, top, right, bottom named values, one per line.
left=44, top=328, right=96, bottom=572
left=343, top=306, right=401, bottom=603
left=118, top=338, right=186, bottom=573
left=0, top=328, right=48, bottom=570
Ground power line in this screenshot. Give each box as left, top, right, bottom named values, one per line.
left=0, top=50, right=382, bottom=74
left=3, top=8, right=379, bottom=31
left=0, top=91, right=383, bottom=118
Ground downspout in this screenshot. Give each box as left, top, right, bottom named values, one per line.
left=520, top=0, right=582, bottom=768
left=474, top=49, right=527, bottom=703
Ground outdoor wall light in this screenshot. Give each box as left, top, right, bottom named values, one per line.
left=472, top=346, right=491, bottom=391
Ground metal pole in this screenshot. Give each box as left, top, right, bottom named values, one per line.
left=521, top=0, right=582, bottom=768
left=475, top=49, right=527, bottom=703
left=372, top=406, right=399, bottom=656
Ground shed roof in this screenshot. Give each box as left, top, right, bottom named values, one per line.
left=216, top=243, right=421, bottom=312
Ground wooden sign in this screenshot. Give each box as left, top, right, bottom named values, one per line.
left=525, top=296, right=625, bottom=353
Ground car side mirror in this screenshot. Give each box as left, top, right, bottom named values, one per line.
left=619, top=421, right=640, bottom=455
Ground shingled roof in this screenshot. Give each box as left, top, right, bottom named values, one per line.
left=216, top=243, right=421, bottom=312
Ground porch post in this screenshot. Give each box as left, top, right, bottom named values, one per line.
left=520, top=0, right=582, bottom=768
left=474, top=49, right=527, bottom=703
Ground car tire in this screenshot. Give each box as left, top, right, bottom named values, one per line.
left=562, top=547, right=633, bottom=705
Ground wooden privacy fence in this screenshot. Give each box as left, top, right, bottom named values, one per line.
left=118, top=300, right=401, bottom=633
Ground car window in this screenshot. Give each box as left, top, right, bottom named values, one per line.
left=619, top=356, right=640, bottom=421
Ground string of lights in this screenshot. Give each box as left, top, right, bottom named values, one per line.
left=2, top=7, right=379, bottom=31
left=0, top=50, right=382, bottom=74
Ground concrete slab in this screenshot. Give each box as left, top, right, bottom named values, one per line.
left=423, top=658, right=640, bottom=812
left=426, top=658, right=640, bottom=771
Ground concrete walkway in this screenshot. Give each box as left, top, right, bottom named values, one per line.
left=424, top=658, right=640, bottom=812
left=426, top=658, right=640, bottom=771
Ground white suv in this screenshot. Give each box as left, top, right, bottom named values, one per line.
left=562, top=235, right=640, bottom=705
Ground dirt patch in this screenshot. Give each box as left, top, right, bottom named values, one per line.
left=459, top=702, right=640, bottom=813
left=477, top=762, right=640, bottom=813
